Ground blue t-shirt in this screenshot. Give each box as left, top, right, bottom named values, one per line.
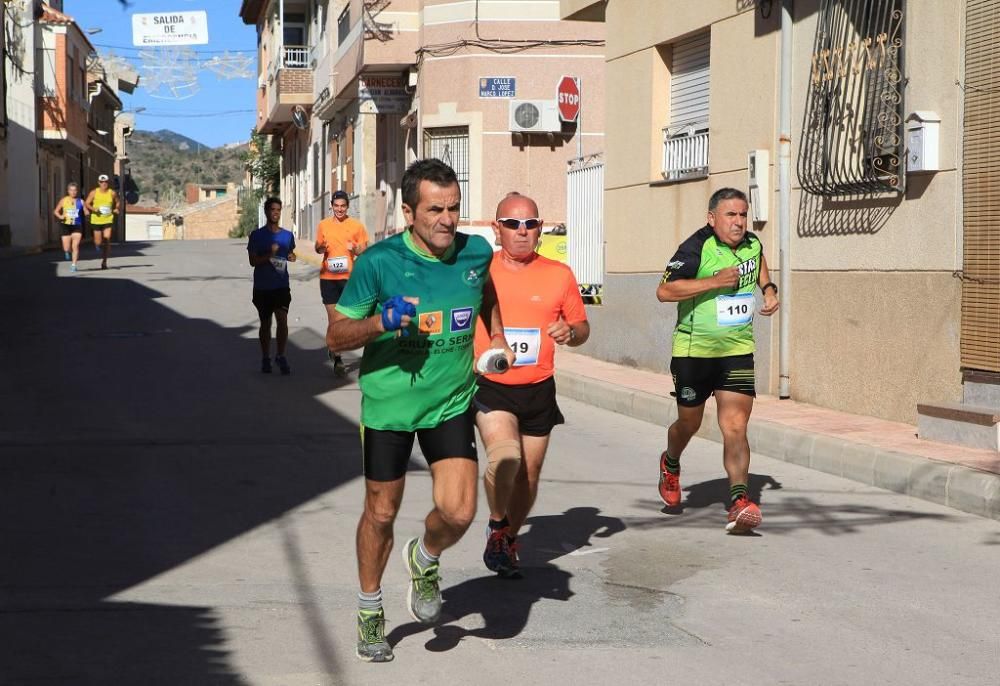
left=247, top=226, right=296, bottom=291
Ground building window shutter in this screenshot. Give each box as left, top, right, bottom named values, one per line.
left=669, top=30, right=710, bottom=131
left=962, top=0, right=1000, bottom=372
left=662, top=30, right=710, bottom=181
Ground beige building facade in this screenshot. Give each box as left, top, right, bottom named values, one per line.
left=561, top=0, right=993, bottom=425
left=241, top=0, right=605, bottom=243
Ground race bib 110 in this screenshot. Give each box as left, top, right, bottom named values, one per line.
left=716, top=293, right=754, bottom=327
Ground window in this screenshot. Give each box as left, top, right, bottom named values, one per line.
left=423, top=127, right=470, bottom=220
left=337, top=5, right=351, bottom=46
left=662, top=30, right=710, bottom=181
left=283, top=12, right=309, bottom=67
left=68, top=56, right=76, bottom=101
left=283, top=12, right=307, bottom=46
left=312, top=141, right=320, bottom=198
left=797, top=0, right=905, bottom=195
left=962, top=0, right=1000, bottom=372
left=321, top=122, right=329, bottom=195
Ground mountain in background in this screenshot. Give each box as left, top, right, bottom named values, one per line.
left=128, top=130, right=249, bottom=208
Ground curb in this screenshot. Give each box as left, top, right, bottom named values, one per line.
left=555, top=369, right=1000, bottom=522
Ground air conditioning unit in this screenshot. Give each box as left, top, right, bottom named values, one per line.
left=509, top=100, right=561, bottom=133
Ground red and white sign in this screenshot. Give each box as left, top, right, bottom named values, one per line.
left=556, top=76, right=580, bottom=123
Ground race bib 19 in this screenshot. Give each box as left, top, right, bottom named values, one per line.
left=326, top=256, right=349, bottom=274
left=505, top=327, right=541, bottom=366
left=270, top=256, right=288, bottom=273
left=716, top=293, right=754, bottom=327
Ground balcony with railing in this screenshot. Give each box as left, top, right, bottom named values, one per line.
left=258, top=44, right=314, bottom=133
left=282, top=45, right=309, bottom=69
left=661, top=124, right=709, bottom=182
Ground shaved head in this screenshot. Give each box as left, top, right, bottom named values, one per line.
left=495, top=192, right=539, bottom=219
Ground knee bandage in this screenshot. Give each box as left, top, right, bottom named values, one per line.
left=485, top=439, right=522, bottom=495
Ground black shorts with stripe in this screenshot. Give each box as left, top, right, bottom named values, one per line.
left=670, top=354, right=755, bottom=407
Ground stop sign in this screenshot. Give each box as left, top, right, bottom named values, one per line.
left=557, top=76, right=580, bottom=123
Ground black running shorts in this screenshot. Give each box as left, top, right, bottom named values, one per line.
left=252, top=288, right=291, bottom=317
left=361, top=405, right=478, bottom=482
left=320, top=279, right=347, bottom=305
left=60, top=224, right=83, bottom=236
left=473, top=375, right=565, bottom=437
left=670, top=354, right=756, bottom=407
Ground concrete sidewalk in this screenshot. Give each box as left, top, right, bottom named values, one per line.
left=555, top=350, right=1000, bottom=521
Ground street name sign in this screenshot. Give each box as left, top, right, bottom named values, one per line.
left=479, top=77, right=516, bottom=98
left=132, top=11, right=209, bottom=47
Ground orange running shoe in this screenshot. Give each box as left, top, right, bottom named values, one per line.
left=658, top=451, right=682, bottom=507
left=726, top=496, right=762, bottom=533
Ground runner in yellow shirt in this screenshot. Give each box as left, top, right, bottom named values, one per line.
left=85, top=174, right=120, bottom=270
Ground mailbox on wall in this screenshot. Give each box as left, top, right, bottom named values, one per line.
left=905, top=111, right=940, bottom=174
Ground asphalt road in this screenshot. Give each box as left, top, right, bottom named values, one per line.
left=1, top=240, right=997, bottom=685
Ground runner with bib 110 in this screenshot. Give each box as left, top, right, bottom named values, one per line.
left=655, top=188, right=779, bottom=534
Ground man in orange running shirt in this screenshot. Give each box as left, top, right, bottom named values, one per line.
left=473, top=192, right=590, bottom=578
left=315, top=190, right=369, bottom=376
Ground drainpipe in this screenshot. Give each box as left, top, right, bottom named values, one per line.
left=778, top=0, right=793, bottom=399
left=278, top=0, right=285, bottom=67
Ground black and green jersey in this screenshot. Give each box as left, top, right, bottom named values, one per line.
left=661, top=225, right=763, bottom=358
left=336, top=230, right=493, bottom=431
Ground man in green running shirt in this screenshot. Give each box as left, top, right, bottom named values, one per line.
left=655, top=188, right=779, bottom=534
left=327, top=159, right=515, bottom=663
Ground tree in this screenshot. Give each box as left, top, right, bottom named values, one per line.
left=241, top=130, right=280, bottom=201
left=231, top=192, right=261, bottom=238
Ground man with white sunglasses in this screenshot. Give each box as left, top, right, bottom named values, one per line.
left=473, top=192, right=590, bottom=578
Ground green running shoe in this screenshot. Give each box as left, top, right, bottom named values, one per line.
left=402, top=537, right=442, bottom=624
left=356, top=609, right=393, bottom=662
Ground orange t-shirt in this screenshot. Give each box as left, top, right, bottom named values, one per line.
left=474, top=252, right=587, bottom=385
left=318, top=216, right=369, bottom=281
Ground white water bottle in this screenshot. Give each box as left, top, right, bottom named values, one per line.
left=476, top=348, right=510, bottom=374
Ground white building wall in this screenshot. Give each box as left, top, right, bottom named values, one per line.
left=3, top=5, right=42, bottom=248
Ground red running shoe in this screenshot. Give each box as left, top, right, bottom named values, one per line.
left=726, top=496, right=762, bottom=533
left=658, top=451, right=682, bottom=507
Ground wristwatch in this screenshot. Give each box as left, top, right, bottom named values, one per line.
left=761, top=282, right=778, bottom=296
left=568, top=327, right=577, bottom=342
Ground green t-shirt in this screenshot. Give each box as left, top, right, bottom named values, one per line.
left=336, top=230, right=494, bottom=431
left=661, top=225, right=763, bottom=358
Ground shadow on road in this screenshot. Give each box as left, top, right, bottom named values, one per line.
left=0, top=249, right=360, bottom=684
left=634, top=473, right=955, bottom=535
left=386, top=506, right=625, bottom=652
left=674, top=473, right=784, bottom=512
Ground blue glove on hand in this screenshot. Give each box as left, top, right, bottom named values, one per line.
left=381, top=295, right=417, bottom=334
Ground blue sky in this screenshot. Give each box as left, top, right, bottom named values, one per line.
left=66, top=1, right=257, bottom=148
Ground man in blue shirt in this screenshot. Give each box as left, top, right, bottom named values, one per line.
left=247, top=197, right=297, bottom=374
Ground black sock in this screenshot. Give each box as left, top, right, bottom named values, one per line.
left=663, top=452, right=680, bottom=475
left=488, top=516, right=509, bottom=530
left=730, top=483, right=748, bottom=504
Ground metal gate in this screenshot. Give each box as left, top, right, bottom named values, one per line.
left=424, top=126, right=470, bottom=220
left=566, top=154, right=604, bottom=303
